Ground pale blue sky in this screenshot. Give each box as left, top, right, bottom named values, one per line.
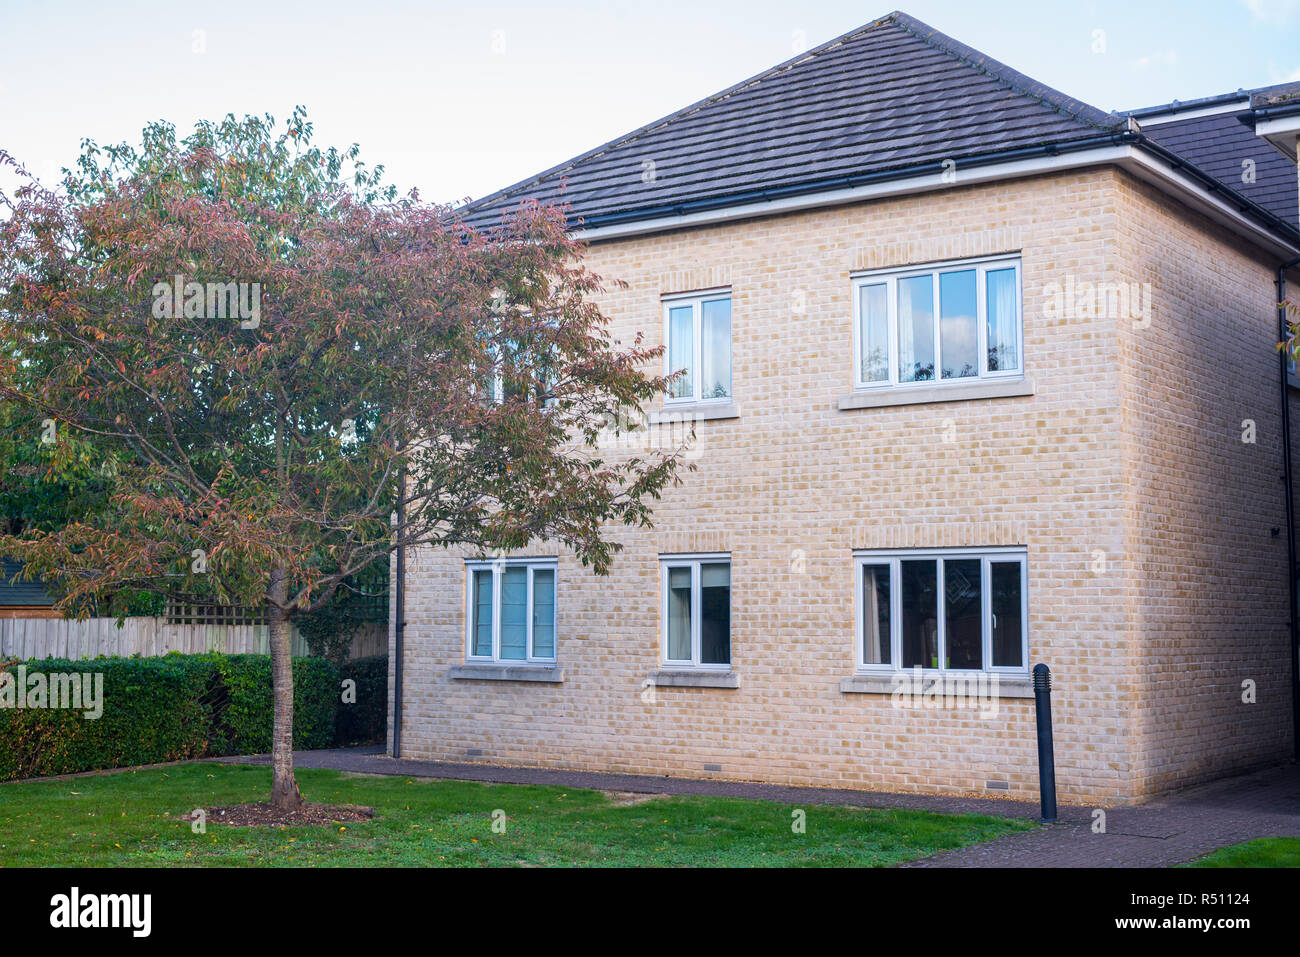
left=3, top=0, right=1298, bottom=203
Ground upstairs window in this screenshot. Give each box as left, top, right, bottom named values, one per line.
left=852, top=256, right=1022, bottom=390
left=663, top=290, right=732, bottom=403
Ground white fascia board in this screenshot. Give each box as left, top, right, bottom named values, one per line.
left=1119, top=147, right=1300, bottom=258
left=576, top=145, right=1300, bottom=259
left=574, top=146, right=1130, bottom=242
left=1255, top=114, right=1300, bottom=160
left=1135, top=100, right=1249, bottom=126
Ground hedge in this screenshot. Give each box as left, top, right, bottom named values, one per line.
left=0, top=655, right=213, bottom=781
left=204, top=654, right=339, bottom=755
left=0, top=652, right=352, bottom=782
left=335, top=655, right=388, bottom=746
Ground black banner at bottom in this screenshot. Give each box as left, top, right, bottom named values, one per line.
left=0, top=865, right=1286, bottom=944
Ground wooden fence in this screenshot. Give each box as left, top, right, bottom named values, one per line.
left=0, top=616, right=387, bottom=662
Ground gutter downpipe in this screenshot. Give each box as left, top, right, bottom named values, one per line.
left=1281, top=256, right=1300, bottom=761
left=392, top=457, right=406, bottom=759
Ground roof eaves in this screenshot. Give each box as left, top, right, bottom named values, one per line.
left=457, top=13, right=906, bottom=220
left=1126, top=91, right=1250, bottom=119
left=1125, top=81, right=1300, bottom=120
left=578, top=129, right=1136, bottom=230
left=1128, top=135, right=1300, bottom=245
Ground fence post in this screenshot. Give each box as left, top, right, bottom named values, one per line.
left=1033, top=662, right=1058, bottom=823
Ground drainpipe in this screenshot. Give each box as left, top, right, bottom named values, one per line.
left=1279, top=256, right=1300, bottom=761
left=392, top=457, right=406, bottom=758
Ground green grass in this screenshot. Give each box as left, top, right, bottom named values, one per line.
left=0, top=762, right=1033, bottom=867
left=1186, top=837, right=1300, bottom=868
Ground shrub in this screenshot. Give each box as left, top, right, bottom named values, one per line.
left=336, top=655, right=388, bottom=746
left=0, top=655, right=214, bottom=780
left=0, top=652, right=344, bottom=781
left=204, top=654, right=339, bottom=755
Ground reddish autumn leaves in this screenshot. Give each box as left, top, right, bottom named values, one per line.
left=0, top=113, right=688, bottom=807
left=0, top=111, right=686, bottom=620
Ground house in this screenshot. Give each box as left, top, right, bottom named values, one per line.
left=387, top=11, right=1300, bottom=804
left=0, top=559, right=58, bottom=620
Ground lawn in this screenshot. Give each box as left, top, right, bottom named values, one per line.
left=0, top=762, right=1033, bottom=867
left=1186, top=837, right=1300, bottom=868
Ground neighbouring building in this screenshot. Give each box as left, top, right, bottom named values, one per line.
left=388, top=11, right=1300, bottom=805
left=0, top=559, right=57, bottom=620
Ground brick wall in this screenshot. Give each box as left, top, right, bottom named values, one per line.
left=1112, top=174, right=1294, bottom=796
left=390, top=166, right=1293, bottom=805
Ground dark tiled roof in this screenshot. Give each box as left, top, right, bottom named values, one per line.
left=457, top=10, right=1128, bottom=230
left=0, top=559, right=53, bottom=607
left=1141, top=111, right=1298, bottom=226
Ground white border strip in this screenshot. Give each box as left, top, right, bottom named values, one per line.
left=1135, top=99, right=1249, bottom=126
left=1122, top=147, right=1299, bottom=257
left=576, top=147, right=1127, bottom=241
left=1255, top=115, right=1300, bottom=160
left=573, top=144, right=1299, bottom=258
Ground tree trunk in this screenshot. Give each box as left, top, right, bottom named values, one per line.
left=268, top=566, right=303, bottom=810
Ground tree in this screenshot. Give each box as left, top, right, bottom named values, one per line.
left=0, top=400, right=114, bottom=538
left=0, top=399, right=164, bottom=617
left=1286, top=297, right=1300, bottom=361
left=0, top=110, right=687, bottom=809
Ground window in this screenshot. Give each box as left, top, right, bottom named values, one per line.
left=854, top=548, right=1027, bottom=673
left=479, top=337, right=558, bottom=407
left=852, top=256, right=1021, bottom=390
left=465, top=559, right=557, bottom=663
left=660, top=554, right=731, bottom=668
left=663, top=291, right=732, bottom=403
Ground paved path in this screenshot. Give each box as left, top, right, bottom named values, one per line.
left=908, top=762, right=1300, bottom=867
left=222, top=747, right=1300, bottom=866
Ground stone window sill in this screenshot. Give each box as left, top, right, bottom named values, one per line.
left=650, top=400, right=739, bottom=424
left=449, top=664, right=564, bottom=683
left=648, top=669, right=740, bottom=689
left=837, top=378, right=1034, bottom=411
left=839, top=673, right=1033, bottom=698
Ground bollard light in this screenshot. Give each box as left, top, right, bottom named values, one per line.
left=1033, top=663, right=1058, bottom=823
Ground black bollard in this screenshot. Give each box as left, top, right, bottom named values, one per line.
left=1032, top=663, right=1058, bottom=823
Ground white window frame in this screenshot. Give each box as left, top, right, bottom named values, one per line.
left=662, top=288, right=732, bottom=405
left=464, top=557, right=558, bottom=664
left=851, top=254, right=1023, bottom=392
left=480, top=306, right=556, bottom=407
left=659, top=552, right=732, bottom=670
left=853, top=547, right=1029, bottom=676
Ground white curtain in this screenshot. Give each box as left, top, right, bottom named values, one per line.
left=898, top=279, right=915, bottom=381
left=862, top=566, right=887, bottom=664
left=987, top=268, right=1018, bottom=372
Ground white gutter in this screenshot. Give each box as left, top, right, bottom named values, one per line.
left=1135, top=99, right=1249, bottom=126
left=574, top=145, right=1300, bottom=259
left=1122, top=147, right=1299, bottom=258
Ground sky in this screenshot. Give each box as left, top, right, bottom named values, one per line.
left=3, top=0, right=1299, bottom=203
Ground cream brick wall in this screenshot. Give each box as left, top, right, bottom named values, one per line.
left=389, top=166, right=1295, bottom=805
left=1112, top=174, right=1294, bottom=797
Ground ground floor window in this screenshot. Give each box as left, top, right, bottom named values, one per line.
left=661, top=554, right=731, bottom=668
left=465, top=559, right=557, bottom=663
left=855, top=548, right=1026, bottom=673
